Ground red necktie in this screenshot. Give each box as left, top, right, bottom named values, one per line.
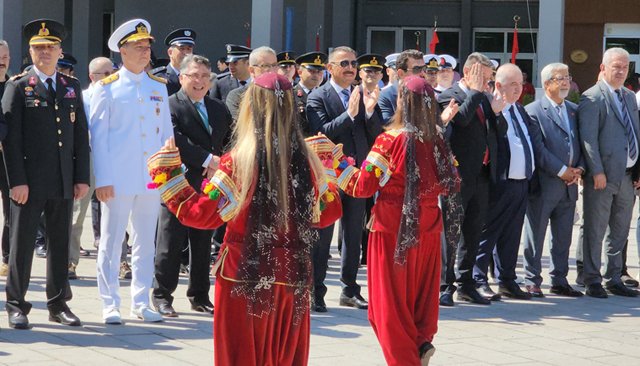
left=476, top=106, right=490, bottom=165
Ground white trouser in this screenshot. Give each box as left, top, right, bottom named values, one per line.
left=97, top=193, right=160, bottom=311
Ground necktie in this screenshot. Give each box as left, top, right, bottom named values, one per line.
left=46, top=77, right=55, bottom=98
left=615, top=89, right=637, bottom=161
left=340, top=88, right=350, bottom=109
left=509, top=105, right=533, bottom=179
left=476, top=105, right=490, bottom=165
left=195, top=102, right=211, bottom=134
left=555, top=104, right=574, bottom=165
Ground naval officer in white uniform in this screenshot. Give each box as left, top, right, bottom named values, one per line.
left=90, top=19, right=173, bottom=324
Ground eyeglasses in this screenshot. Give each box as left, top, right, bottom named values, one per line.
left=279, top=64, right=295, bottom=69
left=92, top=71, right=113, bottom=76
left=551, top=76, right=572, bottom=83
left=183, top=73, right=211, bottom=81
left=331, top=60, right=358, bottom=68
left=402, top=65, right=427, bottom=74
left=425, top=70, right=438, bottom=76
left=252, top=63, right=277, bottom=70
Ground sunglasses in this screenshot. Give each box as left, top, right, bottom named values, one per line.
left=332, top=60, right=358, bottom=68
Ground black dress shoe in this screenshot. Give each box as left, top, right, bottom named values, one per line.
left=550, top=284, right=583, bottom=297
left=476, top=284, right=501, bottom=301
left=585, top=283, right=608, bottom=298
left=457, top=287, right=490, bottom=305
left=606, top=283, right=639, bottom=297
left=339, top=294, right=368, bottom=309
left=156, top=303, right=178, bottom=317
left=621, top=274, right=639, bottom=288
left=525, top=285, right=545, bottom=298
left=313, top=297, right=328, bottom=313
left=8, top=311, right=29, bottom=329
left=191, top=302, right=214, bottom=314
left=49, top=308, right=81, bottom=326
left=35, top=245, right=47, bottom=258
left=498, top=282, right=532, bottom=300
left=419, top=342, right=436, bottom=365
left=439, top=292, right=454, bottom=307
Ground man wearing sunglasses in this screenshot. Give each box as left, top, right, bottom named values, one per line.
left=276, top=51, right=297, bottom=83
left=307, top=46, right=383, bottom=312
left=378, top=49, right=425, bottom=125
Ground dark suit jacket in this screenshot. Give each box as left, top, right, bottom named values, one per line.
left=225, top=84, right=248, bottom=122
left=170, top=89, right=232, bottom=191
left=164, top=66, right=181, bottom=96
left=494, top=103, right=534, bottom=183
left=378, top=82, right=398, bottom=125
left=294, top=83, right=311, bottom=136
left=525, top=97, right=584, bottom=201
left=579, top=80, right=640, bottom=183
left=306, top=82, right=383, bottom=164
left=209, top=74, right=243, bottom=103
left=1, top=68, right=90, bottom=200
left=438, top=84, right=504, bottom=183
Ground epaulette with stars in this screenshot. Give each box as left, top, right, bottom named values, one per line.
left=147, top=72, right=168, bottom=84
left=58, top=71, right=78, bottom=81
left=99, top=73, right=120, bottom=86
left=9, top=71, right=28, bottom=81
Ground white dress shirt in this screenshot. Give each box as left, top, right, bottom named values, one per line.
left=503, top=103, right=535, bottom=179
left=33, top=66, right=57, bottom=91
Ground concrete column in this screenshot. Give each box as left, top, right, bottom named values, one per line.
left=251, top=0, right=283, bottom=49
left=536, top=0, right=564, bottom=88
left=460, top=0, right=472, bottom=62
left=71, top=0, right=91, bottom=85
left=0, top=0, right=24, bottom=74
left=331, top=0, right=354, bottom=48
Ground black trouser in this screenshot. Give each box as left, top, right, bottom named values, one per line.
left=0, top=156, right=9, bottom=264
left=152, top=204, right=214, bottom=306
left=442, top=167, right=490, bottom=290
left=313, top=225, right=334, bottom=301
left=5, top=197, right=73, bottom=314
left=338, top=193, right=366, bottom=297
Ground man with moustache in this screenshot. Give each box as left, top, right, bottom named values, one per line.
left=155, top=28, right=195, bottom=96
left=307, top=46, right=383, bottom=311
left=0, top=40, right=10, bottom=278
left=437, top=53, right=504, bottom=306
left=579, top=47, right=640, bottom=298
left=357, top=53, right=384, bottom=93
left=474, top=63, right=534, bottom=300
left=523, top=63, right=584, bottom=297
left=209, top=44, right=251, bottom=103
left=423, top=55, right=439, bottom=88
left=3, top=19, right=89, bottom=329
left=293, top=51, right=326, bottom=136
left=91, top=19, right=173, bottom=324
left=276, top=51, right=297, bottom=83
left=225, top=46, right=278, bottom=121
left=153, top=54, right=231, bottom=317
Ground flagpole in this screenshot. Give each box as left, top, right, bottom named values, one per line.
left=511, top=15, right=520, bottom=64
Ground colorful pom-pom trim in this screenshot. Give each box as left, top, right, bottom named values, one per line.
left=209, top=188, right=221, bottom=200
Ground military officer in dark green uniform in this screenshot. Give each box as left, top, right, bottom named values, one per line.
left=294, top=51, right=326, bottom=137
left=2, top=19, right=90, bottom=329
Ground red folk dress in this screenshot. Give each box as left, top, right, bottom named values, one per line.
left=338, top=129, right=444, bottom=366
left=152, top=153, right=342, bottom=366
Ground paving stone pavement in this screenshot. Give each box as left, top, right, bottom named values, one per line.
left=0, top=197, right=639, bottom=365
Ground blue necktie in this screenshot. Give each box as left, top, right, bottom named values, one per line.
left=340, top=88, right=350, bottom=109
left=195, top=101, right=211, bottom=134
left=509, top=106, right=533, bottom=179
left=615, top=89, right=637, bottom=161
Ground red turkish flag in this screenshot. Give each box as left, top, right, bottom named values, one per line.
left=511, top=28, right=519, bottom=64
left=429, top=29, right=439, bottom=54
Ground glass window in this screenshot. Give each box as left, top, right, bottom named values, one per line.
left=370, top=30, right=396, bottom=56
left=507, top=32, right=537, bottom=54
left=605, top=38, right=640, bottom=54
left=475, top=32, right=504, bottom=53
left=434, top=31, right=460, bottom=60
left=403, top=29, right=426, bottom=52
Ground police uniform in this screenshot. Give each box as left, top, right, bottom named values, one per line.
left=57, top=53, right=77, bottom=74
left=3, top=19, right=90, bottom=329
left=293, top=52, right=326, bottom=136
left=209, top=44, right=251, bottom=102
left=91, top=19, right=173, bottom=323
left=154, top=28, right=196, bottom=96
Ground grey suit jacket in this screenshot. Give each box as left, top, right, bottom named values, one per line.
left=526, top=97, right=584, bottom=202
left=579, top=80, right=640, bottom=184
left=225, top=84, right=248, bottom=122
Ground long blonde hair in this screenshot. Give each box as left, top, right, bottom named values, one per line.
left=230, top=81, right=326, bottom=227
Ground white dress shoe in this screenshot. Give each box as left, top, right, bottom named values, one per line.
left=103, top=308, right=122, bottom=324
left=130, top=306, right=163, bottom=322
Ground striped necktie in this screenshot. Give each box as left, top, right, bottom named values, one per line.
left=615, top=89, right=637, bottom=161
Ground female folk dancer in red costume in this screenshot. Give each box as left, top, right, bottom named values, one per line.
left=335, top=75, right=462, bottom=366
left=147, top=72, right=342, bottom=365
